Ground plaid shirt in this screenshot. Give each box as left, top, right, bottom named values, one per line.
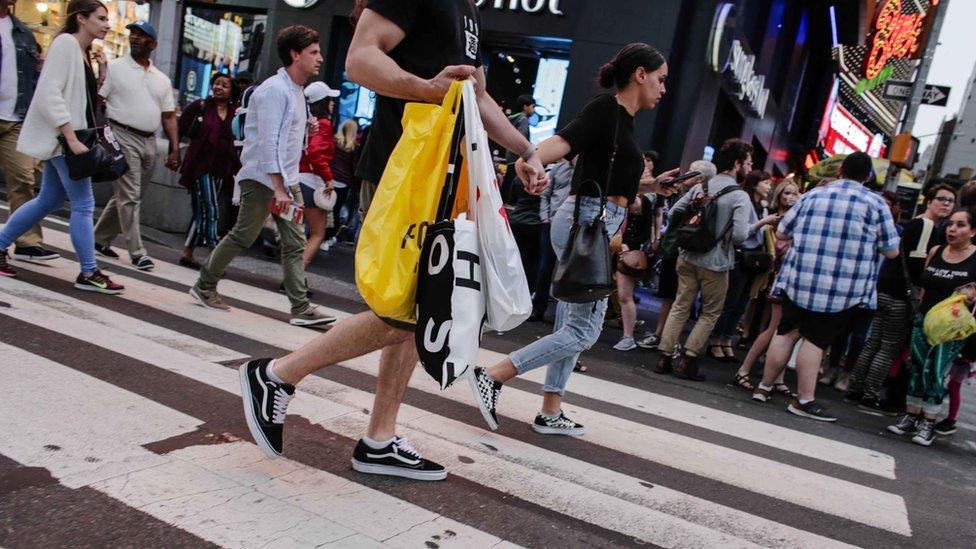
left=773, top=180, right=899, bottom=313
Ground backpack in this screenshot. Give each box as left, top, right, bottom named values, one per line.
left=231, top=85, right=256, bottom=146
left=675, top=181, right=744, bottom=254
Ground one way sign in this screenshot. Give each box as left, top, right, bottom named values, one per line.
left=921, top=85, right=951, bottom=106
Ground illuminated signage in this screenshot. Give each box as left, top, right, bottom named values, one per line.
left=707, top=3, right=770, bottom=117
left=474, top=0, right=564, bottom=16
left=864, top=0, right=927, bottom=80
left=282, top=0, right=320, bottom=8
left=824, top=105, right=873, bottom=156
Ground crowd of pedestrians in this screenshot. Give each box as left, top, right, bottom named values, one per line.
left=1, top=0, right=973, bottom=486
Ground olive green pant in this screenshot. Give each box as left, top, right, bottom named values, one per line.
left=197, top=179, right=310, bottom=314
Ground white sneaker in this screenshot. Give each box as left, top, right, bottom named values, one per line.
left=613, top=336, right=637, bottom=351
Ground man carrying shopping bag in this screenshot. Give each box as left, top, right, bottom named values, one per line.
left=237, top=0, right=548, bottom=481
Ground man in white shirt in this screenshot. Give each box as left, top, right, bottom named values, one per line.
left=93, top=21, right=179, bottom=271
left=0, top=0, right=59, bottom=262
left=190, top=25, right=335, bottom=328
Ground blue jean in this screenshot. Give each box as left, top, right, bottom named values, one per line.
left=713, top=258, right=753, bottom=339
left=510, top=196, right=625, bottom=395
left=0, top=156, right=97, bottom=273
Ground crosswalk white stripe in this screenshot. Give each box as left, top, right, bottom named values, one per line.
left=0, top=277, right=906, bottom=541
left=0, top=343, right=517, bottom=548
left=475, top=349, right=897, bottom=479
left=0, top=276, right=247, bottom=363
left=0, top=294, right=766, bottom=547
left=29, top=226, right=900, bottom=480
left=2, top=253, right=912, bottom=536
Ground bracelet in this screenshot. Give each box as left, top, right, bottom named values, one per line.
left=519, top=142, right=536, bottom=162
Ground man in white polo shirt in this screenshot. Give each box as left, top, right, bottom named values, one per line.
left=93, top=21, right=179, bottom=271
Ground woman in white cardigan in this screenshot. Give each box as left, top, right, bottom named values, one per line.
left=0, top=0, right=123, bottom=293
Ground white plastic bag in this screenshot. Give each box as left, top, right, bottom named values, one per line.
left=461, top=81, right=532, bottom=332
left=415, top=213, right=485, bottom=389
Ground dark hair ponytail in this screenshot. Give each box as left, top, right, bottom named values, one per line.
left=598, top=43, right=665, bottom=89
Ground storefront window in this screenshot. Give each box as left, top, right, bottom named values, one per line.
left=177, top=4, right=268, bottom=104
left=15, top=1, right=148, bottom=58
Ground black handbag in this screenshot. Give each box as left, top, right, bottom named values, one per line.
left=57, top=81, right=129, bottom=183
left=58, top=126, right=129, bottom=182
left=740, top=246, right=772, bottom=274
left=552, top=179, right=614, bottom=303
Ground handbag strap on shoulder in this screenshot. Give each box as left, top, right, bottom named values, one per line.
left=573, top=98, right=621, bottom=223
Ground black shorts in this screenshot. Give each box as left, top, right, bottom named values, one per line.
left=656, top=254, right=679, bottom=299
left=777, top=296, right=870, bottom=350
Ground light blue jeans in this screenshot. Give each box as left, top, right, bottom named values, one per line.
left=0, top=156, right=97, bottom=273
left=510, top=195, right=626, bottom=395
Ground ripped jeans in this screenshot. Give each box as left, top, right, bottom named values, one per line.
left=509, top=195, right=625, bottom=395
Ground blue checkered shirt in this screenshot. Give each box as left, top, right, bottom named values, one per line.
left=773, top=180, right=900, bottom=313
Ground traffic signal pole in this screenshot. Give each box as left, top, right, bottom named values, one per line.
left=884, top=0, right=949, bottom=191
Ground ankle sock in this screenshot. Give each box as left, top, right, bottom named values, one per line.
left=799, top=398, right=813, bottom=405
left=363, top=436, right=396, bottom=449
left=758, top=383, right=773, bottom=391
left=265, top=360, right=285, bottom=384
left=539, top=410, right=560, bottom=420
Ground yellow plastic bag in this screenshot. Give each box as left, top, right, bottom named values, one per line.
left=355, top=81, right=464, bottom=326
left=922, top=293, right=976, bottom=346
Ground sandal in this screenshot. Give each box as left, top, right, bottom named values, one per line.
left=729, top=372, right=755, bottom=391
left=773, top=383, right=794, bottom=397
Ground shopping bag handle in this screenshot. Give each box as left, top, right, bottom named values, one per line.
left=435, top=84, right=467, bottom=221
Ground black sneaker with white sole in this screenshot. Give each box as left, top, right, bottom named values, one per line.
left=132, top=255, right=155, bottom=271
left=786, top=398, right=837, bottom=422
left=95, top=244, right=119, bottom=259
left=887, top=414, right=922, bottom=436
left=351, top=437, right=447, bottom=481
left=934, top=418, right=957, bottom=435
left=912, top=419, right=936, bottom=446
left=533, top=411, right=586, bottom=436
left=12, top=246, right=60, bottom=261
left=468, top=367, right=501, bottom=430
left=239, top=358, right=294, bottom=458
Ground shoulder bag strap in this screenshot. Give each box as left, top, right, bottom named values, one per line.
left=574, top=99, right=620, bottom=224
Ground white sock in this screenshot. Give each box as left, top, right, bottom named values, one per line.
left=540, top=410, right=560, bottom=420
left=799, top=398, right=813, bottom=405
left=758, top=383, right=773, bottom=391
left=363, top=436, right=396, bottom=449
left=265, top=360, right=285, bottom=384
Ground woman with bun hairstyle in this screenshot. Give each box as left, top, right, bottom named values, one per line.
left=0, top=0, right=123, bottom=294
left=470, top=43, right=677, bottom=435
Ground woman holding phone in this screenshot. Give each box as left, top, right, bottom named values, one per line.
left=469, top=43, right=675, bottom=435
left=0, top=0, right=122, bottom=294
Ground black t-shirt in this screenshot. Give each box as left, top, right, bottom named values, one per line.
left=622, top=194, right=655, bottom=249
left=356, top=0, right=483, bottom=184
left=919, top=245, right=976, bottom=314
left=877, top=217, right=937, bottom=298
left=84, top=62, right=97, bottom=128
left=557, top=94, right=643, bottom=204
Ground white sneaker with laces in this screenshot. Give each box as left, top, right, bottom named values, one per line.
left=613, top=336, right=637, bottom=351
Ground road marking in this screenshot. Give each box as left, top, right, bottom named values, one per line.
left=0, top=343, right=514, bottom=548
left=0, top=282, right=908, bottom=538
left=23, top=227, right=900, bottom=480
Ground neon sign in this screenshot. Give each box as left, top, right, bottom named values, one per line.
left=474, top=0, right=565, bottom=16
left=863, top=0, right=926, bottom=80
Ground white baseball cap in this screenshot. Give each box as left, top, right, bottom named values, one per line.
left=305, top=81, right=340, bottom=103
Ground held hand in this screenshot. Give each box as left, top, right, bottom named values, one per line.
left=165, top=151, right=181, bottom=171
left=761, top=213, right=783, bottom=226
left=93, top=48, right=107, bottom=67
left=422, top=64, right=477, bottom=103
left=307, top=117, right=320, bottom=136
left=274, top=188, right=293, bottom=212
left=516, top=155, right=549, bottom=195
left=640, top=167, right=681, bottom=196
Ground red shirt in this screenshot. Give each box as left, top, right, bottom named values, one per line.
left=299, top=117, right=335, bottom=182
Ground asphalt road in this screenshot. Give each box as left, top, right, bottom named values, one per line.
left=1, top=212, right=975, bottom=548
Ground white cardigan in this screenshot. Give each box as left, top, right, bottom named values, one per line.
left=17, top=33, right=90, bottom=161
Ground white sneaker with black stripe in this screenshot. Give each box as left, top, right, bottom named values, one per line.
left=533, top=411, right=586, bottom=436
left=469, top=367, right=501, bottom=430
left=351, top=436, right=447, bottom=481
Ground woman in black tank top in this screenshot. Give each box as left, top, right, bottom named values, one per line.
left=889, top=208, right=976, bottom=446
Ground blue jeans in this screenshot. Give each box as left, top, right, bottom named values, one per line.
left=0, top=156, right=97, bottom=273
left=713, top=258, right=753, bottom=339
left=510, top=196, right=625, bottom=395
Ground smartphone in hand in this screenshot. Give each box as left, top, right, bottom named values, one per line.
left=661, top=171, right=701, bottom=188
